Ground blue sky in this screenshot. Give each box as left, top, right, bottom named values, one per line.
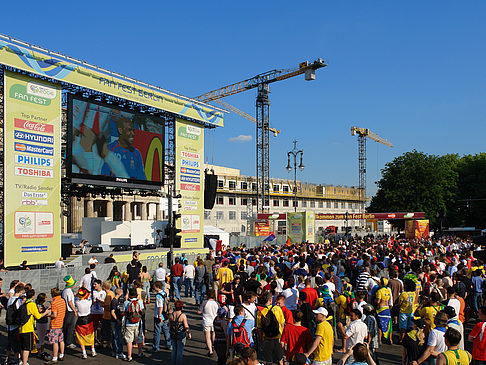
left=3, top=1, right=485, bottom=196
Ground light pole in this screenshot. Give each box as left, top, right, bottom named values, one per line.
left=286, top=140, right=304, bottom=212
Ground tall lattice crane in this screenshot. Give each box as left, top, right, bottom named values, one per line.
left=351, top=127, right=393, bottom=222
left=195, top=59, right=327, bottom=213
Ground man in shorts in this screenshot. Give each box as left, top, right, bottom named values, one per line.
left=46, top=288, right=66, bottom=364
left=18, top=289, right=50, bottom=365
left=124, top=288, right=144, bottom=361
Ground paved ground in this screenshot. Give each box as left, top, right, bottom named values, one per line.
left=0, top=296, right=474, bottom=365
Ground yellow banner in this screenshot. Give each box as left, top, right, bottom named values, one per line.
left=175, top=118, right=204, bottom=248
left=0, top=37, right=223, bottom=126
left=4, top=71, right=61, bottom=267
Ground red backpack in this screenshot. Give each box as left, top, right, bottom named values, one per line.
left=126, top=299, right=142, bottom=324
left=231, top=318, right=250, bottom=350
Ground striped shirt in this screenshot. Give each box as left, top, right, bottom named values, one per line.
left=51, top=296, right=66, bottom=329
left=356, top=271, right=371, bottom=291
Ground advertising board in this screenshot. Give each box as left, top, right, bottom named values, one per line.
left=287, top=212, right=304, bottom=243
left=254, top=221, right=270, bottom=237
left=0, top=36, right=223, bottom=126
left=67, top=95, right=164, bottom=189
left=175, top=119, right=204, bottom=248
left=3, top=71, right=61, bottom=267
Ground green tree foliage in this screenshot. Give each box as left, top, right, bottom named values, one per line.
left=368, top=150, right=459, bottom=227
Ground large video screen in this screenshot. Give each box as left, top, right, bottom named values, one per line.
left=67, top=95, right=164, bottom=189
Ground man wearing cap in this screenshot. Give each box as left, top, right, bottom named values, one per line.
left=412, top=311, right=449, bottom=365
left=62, top=275, right=78, bottom=349
left=443, top=306, right=464, bottom=350
left=304, top=307, right=333, bottom=365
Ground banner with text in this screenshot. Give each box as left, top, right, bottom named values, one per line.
left=175, top=118, right=204, bottom=248
left=305, top=211, right=315, bottom=243
left=4, top=71, right=61, bottom=267
left=254, top=221, right=270, bottom=237
left=287, top=212, right=304, bottom=244
left=315, top=212, right=426, bottom=220
left=0, top=37, right=223, bottom=126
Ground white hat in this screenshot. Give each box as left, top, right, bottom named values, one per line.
left=312, top=307, right=328, bottom=317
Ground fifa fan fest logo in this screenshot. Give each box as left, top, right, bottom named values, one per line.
left=18, top=216, right=32, bottom=229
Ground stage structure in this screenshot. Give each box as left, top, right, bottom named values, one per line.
left=0, top=34, right=224, bottom=267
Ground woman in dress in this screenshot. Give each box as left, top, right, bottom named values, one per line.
left=169, top=301, right=191, bottom=365
left=74, top=287, right=96, bottom=359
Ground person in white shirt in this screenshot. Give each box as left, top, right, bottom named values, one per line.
left=55, top=258, right=66, bottom=269
left=282, top=277, right=299, bottom=310
left=242, top=291, right=257, bottom=320
left=344, top=309, right=369, bottom=362
left=323, top=273, right=336, bottom=299
left=413, top=312, right=448, bottom=365
left=90, top=279, right=106, bottom=337
left=197, top=289, right=219, bottom=356
left=62, top=275, right=78, bottom=349
left=154, top=262, right=167, bottom=283
left=88, top=256, right=99, bottom=266
left=80, top=267, right=97, bottom=292
left=184, top=263, right=195, bottom=298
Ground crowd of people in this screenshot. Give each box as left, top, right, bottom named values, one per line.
left=2, top=236, right=486, bottom=365
left=196, top=236, right=486, bottom=365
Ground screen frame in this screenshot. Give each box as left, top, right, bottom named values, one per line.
left=66, top=94, right=165, bottom=190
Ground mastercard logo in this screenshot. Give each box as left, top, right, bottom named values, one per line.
left=15, top=143, right=26, bottom=151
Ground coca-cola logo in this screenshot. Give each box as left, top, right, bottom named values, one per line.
left=14, top=118, right=54, bottom=134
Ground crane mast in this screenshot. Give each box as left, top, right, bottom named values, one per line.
left=351, top=127, right=393, bottom=226
left=195, top=59, right=327, bottom=213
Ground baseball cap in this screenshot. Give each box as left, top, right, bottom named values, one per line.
left=312, top=307, right=328, bottom=317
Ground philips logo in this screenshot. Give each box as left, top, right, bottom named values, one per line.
left=181, top=159, right=200, bottom=168
left=15, top=154, right=53, bottom=167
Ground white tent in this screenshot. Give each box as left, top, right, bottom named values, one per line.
left=204, top=225, right=230, bottom=248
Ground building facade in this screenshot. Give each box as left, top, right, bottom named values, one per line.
left=203, top=165, right=364, bottom=236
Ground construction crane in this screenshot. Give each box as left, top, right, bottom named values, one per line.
left=195, top=58, right=327, bottom=213
left=350, top=127, right=393, bottom=223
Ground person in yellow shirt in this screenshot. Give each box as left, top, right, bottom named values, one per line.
left=18, top=289, right=51, bottom=365
left=375, top=278, right=393, bottom=342
left=398, top=279, right=417, bottom=341
left=436, top=328, right=471, bottom=365
left=304, top=307, right=333, bottom=365
left=416, top=292, right=443, bottom=330
left=216, top=261, right=234, bottom=287
left=256, top=292, right=285, bottom=365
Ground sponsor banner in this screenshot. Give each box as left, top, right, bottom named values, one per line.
left=180, top=167, right=200, bottom=175
left=305, top=212, right=315, bottom=243
left=4, top=71, right=61, bottom=267
left=315, top=212, right=426, bottom=220
left=0, top=37, right=223, bottom=126
left=405, top=219, right=430, bottom=239
left=14, top=142, right=54, bottom=155
left=180, top=175, right=201, bottom=184
left=15, top=118, right=54, bottom=133
left=15, top=155, right=53, bottom=167
left=14, top=130, right=54, bottom=144
left=257, top=213, right=287, bottom=220
left=176, top=119, right=204, bottom=248
left=287, top=212, right=304, bottom=244
left=15, top=166, right=54, bottom=178
left=255, top=221, right=270, bottom=237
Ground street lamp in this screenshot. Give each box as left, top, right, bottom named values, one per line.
left=286, top=140, right=304, bottom=212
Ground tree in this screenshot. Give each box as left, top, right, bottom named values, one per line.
left=368, top=150, right=458, bottom=227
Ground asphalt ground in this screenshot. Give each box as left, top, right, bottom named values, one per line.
left=0, top=295, right=476, bottom=365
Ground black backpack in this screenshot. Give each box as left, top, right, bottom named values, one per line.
left=260, top=306, right=280, bottom=338
left=6, top=298, right=30, bottom=327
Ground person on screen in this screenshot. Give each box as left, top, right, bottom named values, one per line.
left=101, top=117, right=146, bottom=180
left=72, top=100, right=128, bottom=178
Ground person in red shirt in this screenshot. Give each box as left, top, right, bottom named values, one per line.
left=280, top=310, right=312, bottom=362
left=170, top=257, right=184, bottom=300
left=276, top=295, right=294, bottom=325
left=468, top=306, right=486, bottom=363
left=301, top=279, right=318, bottom=309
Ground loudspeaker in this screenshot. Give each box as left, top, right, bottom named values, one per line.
left=204, top=172, right=218, bottom=210
left=162, top=236, right=181, bottom=248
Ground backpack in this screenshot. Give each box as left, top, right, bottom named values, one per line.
left=260, top=306, right=280, bottom=338
left=6, top=298, right=30, bottom=327
left=156, top=292, right=173, bottom=320
left=345, top=295, right=357, bottom=316
left=169, top=313, right=185, bottom=336
left=231, top=318, right=250, bottom=351
left=125, top=299, right=142, bottom=324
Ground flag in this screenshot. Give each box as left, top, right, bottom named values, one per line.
left=263, top=233, right=276, bottom=243
left=285, top=237, right=291, bottom=246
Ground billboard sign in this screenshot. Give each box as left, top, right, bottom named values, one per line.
left=315, top=212, right=426, bottom=220
left=287, top=212, right=304, bottom=243
left=175, top=119, right=204, bottom=248
left=3, top=71, right=61, bottom=267
left=0, top=36, right=223, bottom=126
left=254, top=221, right=270, bottom=237
left=67, top=95, right=164, bottom=189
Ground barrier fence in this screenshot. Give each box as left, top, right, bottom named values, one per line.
left=0, top=252, right=203, bottom=293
